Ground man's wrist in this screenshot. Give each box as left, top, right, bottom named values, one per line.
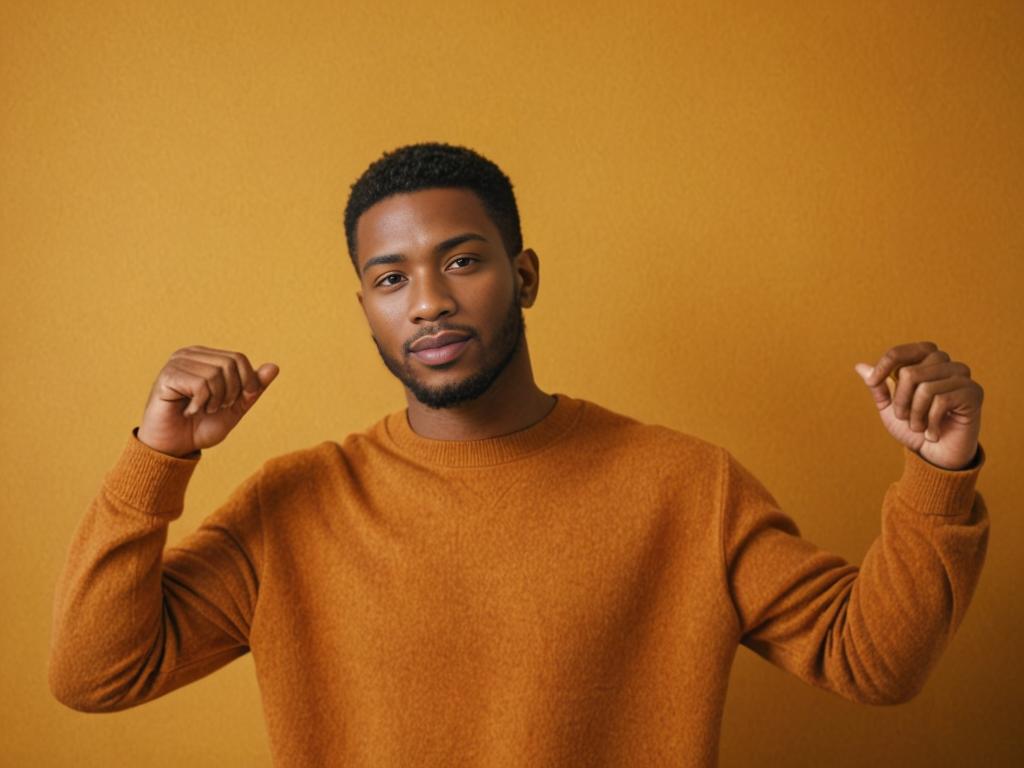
left=915, top=445, right=981, bottom=472
left=133, top=426, right=201, bottom=460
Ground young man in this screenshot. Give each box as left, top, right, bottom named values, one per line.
left=49, top=142, right=988, bottom=767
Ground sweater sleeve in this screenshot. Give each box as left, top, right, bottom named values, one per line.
left=720, top=443, right=989, bottom=705
left=48, top=428, right=263, bottom=713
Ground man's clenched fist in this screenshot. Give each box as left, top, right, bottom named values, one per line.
left=854, top=341, right=982, bottom=471
left=136, top=345, right=279, bottom=458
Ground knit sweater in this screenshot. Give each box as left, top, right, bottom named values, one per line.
left=49, top=393, right=989, bottom=767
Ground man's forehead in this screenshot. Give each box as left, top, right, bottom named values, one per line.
left=356, top=188, right=493, bottom=255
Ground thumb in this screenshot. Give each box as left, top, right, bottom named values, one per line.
left=238, top=363, right=279, bottom=413
left=255, top=362, right=280, bottom=389
left=854, top=362, right=892, bottom=411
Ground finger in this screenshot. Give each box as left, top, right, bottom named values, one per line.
left=162, top=363, right=215, bottom=419
left=856, top=362, right=894, bottom=410
left=235, top=353, right=261, bottom=395
left=175, top=347, right=244, bottom=412
left=890, top=358, right=964, bottom=421
left=171, top=357, right=228, bottom=416
left=895, top=349, right=951, bottom=385
left=907, top=375, right=967, bottom=434
left=866, top=341, right=940, bottom=387
left=924, top=388, right=960, bottom=442
left=159, top=363, right=211, bottom=418
left=214, top=350, right=259, bottom=406
left=925, top=380, right=983, bottom=442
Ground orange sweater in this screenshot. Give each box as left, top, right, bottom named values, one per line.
left=49, top=393, right=989, bottom=766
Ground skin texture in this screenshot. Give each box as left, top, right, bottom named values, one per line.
left=354, top=187, right=556, bottom=441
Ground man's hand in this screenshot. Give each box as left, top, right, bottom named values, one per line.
left=854, top=341, right=983, bottom=471
left=136, top=345, right=280, bottom=458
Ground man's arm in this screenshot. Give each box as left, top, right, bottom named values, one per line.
left=720, top=443, right=988, bottom=705
left=49, top=344, right=277, bottom=711
left=720, top=339, right=991, bottom=703
left=48, top=427, right=263, bottom=712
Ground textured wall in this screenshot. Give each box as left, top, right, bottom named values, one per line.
left=3, top=0, right=1021, bottom=765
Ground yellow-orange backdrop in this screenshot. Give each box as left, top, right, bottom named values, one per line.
left=2, top=1, right=1021, bottom=765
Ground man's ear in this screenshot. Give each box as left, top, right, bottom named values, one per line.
left=515, top=248, right=540, bottom=308
left=356, top=290, right=363, bottom=309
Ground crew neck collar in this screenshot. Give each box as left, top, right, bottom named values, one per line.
left=382, top=392, right=585, bottom=467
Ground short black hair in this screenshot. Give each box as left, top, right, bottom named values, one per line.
left=343, top=141, right=523, bottom=276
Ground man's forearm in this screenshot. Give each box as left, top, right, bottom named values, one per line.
left=49, top=430, right=200, bottom=711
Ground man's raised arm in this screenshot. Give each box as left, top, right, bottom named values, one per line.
left=720, top=340, right=988, bottom=704
left=48, top=345, right=279, bottom=711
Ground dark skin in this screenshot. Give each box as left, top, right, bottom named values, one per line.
left=354, top=187, right=556, bottom=441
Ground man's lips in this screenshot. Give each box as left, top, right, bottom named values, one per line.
left=410, top=337, right=472, bottom=366
left=409, top=331, right=472, bottom=352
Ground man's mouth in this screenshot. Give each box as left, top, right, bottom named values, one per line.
left=409, top=330, right=472, bottom=352
left=410, top=337, right=472, bottom=366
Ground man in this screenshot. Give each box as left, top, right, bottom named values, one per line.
left=49, top=142, right=988, bottom=767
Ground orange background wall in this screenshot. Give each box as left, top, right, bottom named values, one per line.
left=2, top=1, right=1021, bottom=765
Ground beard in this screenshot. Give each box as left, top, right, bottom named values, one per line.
left=371, top=288, right=525, bottom=410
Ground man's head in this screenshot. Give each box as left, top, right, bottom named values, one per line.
left=345, top=142, right=540, bottom=411
left=344, top=142, right=523, bottom=276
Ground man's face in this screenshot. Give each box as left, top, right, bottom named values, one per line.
left=354, top=187, right=534, bottom=410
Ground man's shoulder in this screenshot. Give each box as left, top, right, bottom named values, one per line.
left=255, top=430, right=371, bottom=485
left=261, top=440, right=336, bottom=472
left=575, top=397, right=724, bottom=465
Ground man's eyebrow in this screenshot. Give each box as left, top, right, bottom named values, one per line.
left=361, top=232, right=489, bottom=277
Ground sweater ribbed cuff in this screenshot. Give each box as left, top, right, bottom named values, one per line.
left=101, top=427, right=202, bottom=518
left=894, top=442, right=985, bottom=517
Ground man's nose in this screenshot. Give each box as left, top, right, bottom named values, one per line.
left=408, top=270, right=457, bottom=323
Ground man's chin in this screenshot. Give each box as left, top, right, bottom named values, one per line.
left=400, top=366, right=500, bottom=410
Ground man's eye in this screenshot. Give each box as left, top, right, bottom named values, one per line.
left=376, top=274, right=404, bottom=287
left=449, top=256, right=478, bottom=269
